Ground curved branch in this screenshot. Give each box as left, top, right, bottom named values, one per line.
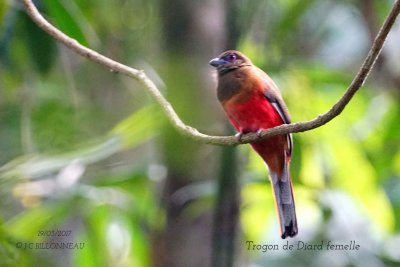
left=22, top=0, right=400, bottom=146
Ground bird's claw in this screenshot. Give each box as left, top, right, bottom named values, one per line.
left=236, top=130, right=264, bottom=142
left=235, top=132, right=243, bottom=142
left=256, top=129, right=264, bottom=138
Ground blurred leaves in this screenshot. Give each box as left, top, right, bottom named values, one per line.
left=0, top=3, right=16, bottom=67
left=0, top=3, right=56, bottom=75
left=111, top=104, right=164, bottom=149
left=41, top=0, right=89, bottom=46
left=19, top=11, right=56, bottom=75
left=1, top=104, right=162, bottom=180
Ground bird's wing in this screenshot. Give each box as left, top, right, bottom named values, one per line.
left=263, top=84, right=293, bottom=156
left=264, top=90, right=291, bottom=124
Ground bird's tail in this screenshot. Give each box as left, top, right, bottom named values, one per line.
left=269, top=163, right=298, bottom=239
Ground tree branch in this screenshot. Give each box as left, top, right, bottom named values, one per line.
left=22, top=0, right=400, bottom=146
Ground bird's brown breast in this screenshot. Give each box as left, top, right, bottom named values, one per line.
left=217, top=66, right=263, bottom=106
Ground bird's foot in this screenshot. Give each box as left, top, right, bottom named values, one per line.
left=235, top=132, right=243, bottom=142
left=236, top=129, right=264, bottom=141
left=256, top=129, right=265, bottom=138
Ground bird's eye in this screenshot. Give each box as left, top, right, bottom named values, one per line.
left=226, top=54, right=236, bottom=62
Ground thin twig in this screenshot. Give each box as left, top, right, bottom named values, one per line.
left=22, top=0, right=400, bottom=146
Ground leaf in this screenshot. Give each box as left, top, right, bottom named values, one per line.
left=111, top=105, right=164, bottom=149
left=241, top=183, right=274, bottom=241
left=0, top=0, right=7, bottom=22
left=41, top=0, right=89, bottom=46
left=0, top=3, right=15, bottom=66
left=0, top=105, right=162, bottom=180
left=20, top=11, right=57, bottom=75
left=6, top=201, right=72, bottom=240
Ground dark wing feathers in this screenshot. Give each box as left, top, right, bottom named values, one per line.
left=264, top=91, right=291, bottom=124
left=264, top=90, right=293, bottom=156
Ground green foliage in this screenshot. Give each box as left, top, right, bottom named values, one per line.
left=111, top=104, right=164, bottom=149
left=32, top=100, right=79, bottom=151
left=19, top=12, right=57, bottom=75
left=41, top=0, right=89, bottom=46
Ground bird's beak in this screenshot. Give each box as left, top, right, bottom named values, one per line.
left=209, top=57, right=228, bottom=67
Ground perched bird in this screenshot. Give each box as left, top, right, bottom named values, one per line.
left=209, top=50, right=297, bottom=239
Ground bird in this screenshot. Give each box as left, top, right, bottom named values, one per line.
left=209, top=50, right=297, bottom=239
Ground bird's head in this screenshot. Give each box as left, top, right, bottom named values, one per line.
left=209, top=50, right=252, bottom=75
